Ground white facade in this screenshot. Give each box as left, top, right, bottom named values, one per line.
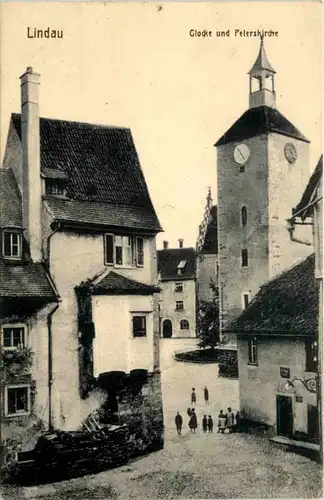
left=159, top=279, right=197, bottom=338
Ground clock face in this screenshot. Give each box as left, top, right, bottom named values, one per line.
left=284, top=143, right=298, bottom=164
left=234, top=144, right=250, bottom=165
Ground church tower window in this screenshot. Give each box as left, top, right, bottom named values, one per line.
left=241, top=206, right=247, bottom=227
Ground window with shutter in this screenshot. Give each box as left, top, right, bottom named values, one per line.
left=136, top=237, right=144, bottom=267
left=105, top=234, right=114, bottom=265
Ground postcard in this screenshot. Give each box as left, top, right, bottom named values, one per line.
left=0, top=2, right=322, bottom=499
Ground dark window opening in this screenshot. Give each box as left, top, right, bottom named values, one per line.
left=133, top=316, right=147, bottom=337
left=248, top=337, right=258, bottom=364
left=243, top=293, right=250, bottom=310
left=136, top=237, right=144, bottom=266
left=7, top=386, right=29, bottom=415
left=241, top=206, right=247, bottom=226
left=305, top=339, right=318, bottom=372
left=180, top=319, right=189, bottom=330
left=45, top=180, right=67, bottom=196
left=241, top=249, right=248, bottom=267
left=175, top=301, right=184, bottom=311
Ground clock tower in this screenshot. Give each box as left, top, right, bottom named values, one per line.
left=215, top=38, right=313, bottom=343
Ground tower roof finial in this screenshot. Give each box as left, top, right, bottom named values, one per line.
left=248, top=37, right=275, bottom=75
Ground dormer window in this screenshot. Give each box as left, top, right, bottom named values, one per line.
left=45, top=179, right=67, bottom=196
left=177, top=260, right=187, bottom=275
left=3, top=230, right=22, bottom=259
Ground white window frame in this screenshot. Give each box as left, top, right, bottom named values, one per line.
left=241, top=292, right=250, bottom=310
left=175, top=300, right=184, bottom=311
left=45, top=180, right=67, bottom=196
left=2, top=230, right=22, bottom=259
left=248, top=337, right=258, bottom=365
left=4, top=384, right=31, bottom=417
left=175, top=282, right=184, bottom=293
left=131, top=312, right=148, bottom=338
left=1, top=324, right=27, bottom=351
left=104, top=234, right=145, bottom=268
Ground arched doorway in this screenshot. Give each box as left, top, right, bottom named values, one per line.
left=162, top=319, right=173, bottom=338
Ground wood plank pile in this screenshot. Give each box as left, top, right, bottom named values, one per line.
left=16, top=422, right=129, bottom=484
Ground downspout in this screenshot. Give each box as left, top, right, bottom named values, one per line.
left=44, top=216, right=62, bottom=431
left=47, top=302, right=59, bottom=432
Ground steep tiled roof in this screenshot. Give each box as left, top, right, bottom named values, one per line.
left=0, top=169, right=23, bottom=227
left=294, top=155, right=323, bottom=220
left=0, top=259, right=57, bottom=299
left=201, top=205, right=218, bottom=253
left=44, top=198, right=161, bottom=231
left=77, top=270, right=160, bottom=295
left=0, top=168, right=57, bottom=300
left=226, top=254, right=318, bottom=336
left=157, top=247, right=197, bottom=281
left=215, top=106, right=309, bottom=147
left=11, top=114, right=162, bottom=232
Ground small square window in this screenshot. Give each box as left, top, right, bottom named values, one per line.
left=175, top=283, right=183, bottom=293
left=2, top=325, right=26, bottom=350
left=5, top=385, right=30, bottom=416
left=3, top=231, right=22, bottom=259
left=132, top=316, right=147, bottom=337
left=175, top=301, right=184, bottom=311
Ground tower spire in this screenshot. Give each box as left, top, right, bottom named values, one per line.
left=248, top=37, right=276, bottom=109
left=196, top=187, right=214, bottom=251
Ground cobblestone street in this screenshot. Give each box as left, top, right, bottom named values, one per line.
left=1, top=341, right=322, bottom=499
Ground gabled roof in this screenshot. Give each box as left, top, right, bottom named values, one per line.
left=248, top=40, right=276, bottom=75
left=215, top=106, right=309, bottom=147
left=11, top=113, right=162, bottom=232
left=76, top=270, right=160, bottom=295
left=201, top=205, right=218, bottom=254
left=157, top=247, right=197, bottom=281
left=294, top=155, right=323, bottom=220
left=0, top=168, right=57, bottom=300
left=0, top=259, right=58, bottom=299
left=0, top=169, right=23, bottom=227
left=226, top=254, right=318, bottom=337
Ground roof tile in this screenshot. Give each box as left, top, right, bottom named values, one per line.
left=215, top=106, right=309, bottom=147
left=226, top=253, right=318, bottom=336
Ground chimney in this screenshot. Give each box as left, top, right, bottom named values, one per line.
left=178, top=238, right=184, bottom=249
left=163, top=241, right=169, bottom=249
left=20, top=67, right=42, bottom=262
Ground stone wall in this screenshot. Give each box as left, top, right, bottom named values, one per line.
left=114, top=370, right=164, bottom=456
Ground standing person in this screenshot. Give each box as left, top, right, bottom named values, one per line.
left=226, top=407, right=235, bottom=433
left=204, top=386, right=209, bottom=404
left=191, top=388, right=196, bottom=406
left=218, top=410, right=226, bottom=433
left=235, top=411, right=240, bottom=433
left=202, top=415, right=208, bottom=433
left=207, top=415, right=213, bottom=433
left=175, top=411, right=183, bottom=435
left=189, top=408, right=198, bottom=433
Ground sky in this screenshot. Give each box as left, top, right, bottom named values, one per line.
left=0, top=2, right=322, bottom=249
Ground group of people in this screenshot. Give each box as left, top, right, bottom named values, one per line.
left=174, top=387, right=240, bottom=436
